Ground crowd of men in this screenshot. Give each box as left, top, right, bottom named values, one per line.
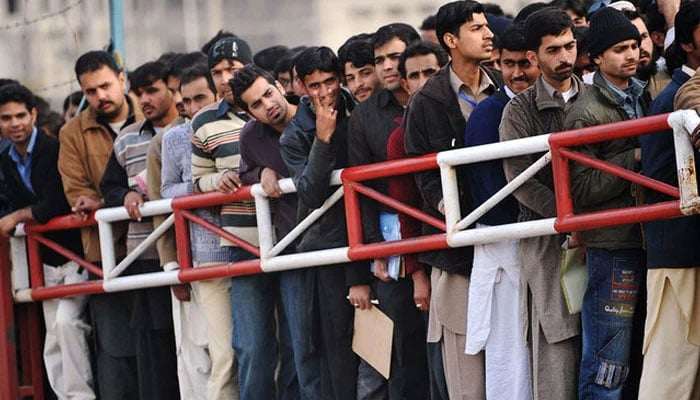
left=1, top=0, right=700, bottom=398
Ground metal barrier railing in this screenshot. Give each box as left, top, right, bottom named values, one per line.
left=3, top=110, right=700, bottom=399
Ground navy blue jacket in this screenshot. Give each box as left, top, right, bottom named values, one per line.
left=640, top=67, right=700, bottom=268
left=1, top=130, right=83, bottom=266
left=464, top=88, right=519, bottom=226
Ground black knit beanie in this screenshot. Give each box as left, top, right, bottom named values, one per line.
left=208, top=37, right=253, bottom=69
left=587, top=7, right=641, bottom=59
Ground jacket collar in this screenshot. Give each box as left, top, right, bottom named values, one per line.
left=533, top=74, right=585, bottom=111
left=378, top=88, right=401, bottom=109
left=82, top=93, right=142, bottom=136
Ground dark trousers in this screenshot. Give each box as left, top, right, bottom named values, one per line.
left=375, top=278, right=429, bottom=399
left=317, top=264, right=359, bottom=400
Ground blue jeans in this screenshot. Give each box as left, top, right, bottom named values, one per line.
left=230, top=249, right=319, bottom=400
left=579, top=247, right=644, bottom=400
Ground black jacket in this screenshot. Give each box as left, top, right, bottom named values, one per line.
left=281, top=90, right=371, bottom=286
left=1, top=130, right=83, bottom=266
left=348, top=89, right=404, bottom=244
left=404, top=64, right=502, bottom=275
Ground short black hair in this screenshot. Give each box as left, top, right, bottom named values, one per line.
left=338, top=34, right=375, bottom=71
left=398, top=41, right=449, bottom=78
left=550, top=0, right=586, bottom=17
left=524, top=7, right=574, bottom=51
left=200, top=30, right=238, bottom=54
left=514, top=3, right=550, bottom=23
left=498, top=23, right=528, bottom=52
left=230, top=64, right=276, bottom=111
left=74, top=50, right=122, bottom=81
left=274, top=53, right=298, bottom=79
left=372, top=23, right=421, bottom=50
left=129, top=61, right=169, bottom=92
left=168, top=52, right=208, bottom=80
left=0, top=79, right=19, bottom=88
left=420, top=14, right=437, bottom=30
left=63, top=90, right=82, bottom=113
left=179, top=63, right=216, bottom=95
left=436, top=1, right=486, bottom=52
left=483, top=3, right=505, bottom=16
left=295, top=46, right=340, bottom=83
left=666, top=1, right=700, bottom=69
left=254, top=45, right=293, bottom=73
left=0, top=83, right=36, bottom=111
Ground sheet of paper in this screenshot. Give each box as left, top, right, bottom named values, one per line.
left=352, top=306, right=394, bottom=379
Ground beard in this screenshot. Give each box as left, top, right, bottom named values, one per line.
left=636, top=60, right=657, bottom=81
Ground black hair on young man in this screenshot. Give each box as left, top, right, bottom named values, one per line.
left=254, top=45, right=293, bottom=73
left=483, top=3, right=505, bottom=16
left=294, top=46, right=340, bottom=83
left=514, top=3, right=550, bottom=23
left=0, top=79, right=19, bottom=88
left=338, top=33, right=375, bottom=70
left=665, top=1, right=700, bottom=70
left=168, top=52, right=208, bottom=80
left=74, top=51, right=122, bottom=81
left=398, top=41, right=449, bottom=79
left=524, top=7, right=574, bottom=51
left=420, top=14, right=437, bottom=31
left=0, top=83, right=36, bottom=110
left=498, top=23, right=528, bottom=52
left=129, top=61, right=169, bottom=92
left=550, top=0, right=587, bottom=18
left=372, top=23, right=421, bottom=51
left=436, top=0, right=486, bottom=52
left=63, top=90, right=83, bottom=113
left=230, top=64, right=276, bottom=111
left=179, top=63, right=217, bottom=95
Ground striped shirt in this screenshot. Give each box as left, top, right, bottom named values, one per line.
left=190, top=100, right=258, bottom=247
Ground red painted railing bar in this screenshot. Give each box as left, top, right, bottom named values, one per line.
left=558, top=148, right=680, bottom=198
left=30, top=281, right=105, bottom=302
left=180, top=210, right=261, bottom=258
left=23, top=214, right=96, bottom=233
left=351, top=182, right=447, bottom=232
left=178, top=259, right=262, bottom=282
left=347, top=234, right=449, bottom=261
left=551, top=148, right=575, bottom=218
left=344, top=182, right=364, bottom=247
left=26, top=236, right=44, bottom=290
left=342, top=153, right=438, bottom=181
left=548, top=114, right=670, bottom=147
left=0, top=238, right=19, bottom=400
left=554, top=200, right=682, bottom=233
left=32, top=235, right=103, bottom=278
left=173, top=210, right=193, bottom=270
left=171, top=186, right=253, bottom=210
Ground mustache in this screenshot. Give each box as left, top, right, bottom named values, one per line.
left=640, top=50, right=651, bottom=58
left=511, top=76, right=530, bottom=83
left=555, top=63, right=573, bottom=72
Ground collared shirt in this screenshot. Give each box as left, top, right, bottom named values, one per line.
left=217, top=99, right=250, bottom=122
left=541, top=77, right=579, bottom=105
left=682, top=64, right=697, bottom=78
left=449, top=64, right=496, bottom=119
left=602, top=75, right=646, bottom=119
left=9, top=127, right=39, bottom=194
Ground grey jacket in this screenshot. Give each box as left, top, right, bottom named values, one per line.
left=564, top=71, right=647, bottom=249
left=499, top=74, right=584, bottom=343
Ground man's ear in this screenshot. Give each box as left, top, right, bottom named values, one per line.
left=400, top=78, right=410, bottom=95
left=30, top=107, right=38, bottom=126
left=275, top=80, right=286, bottom=95
left=526, top=50, right=539, bottom=67
left=443, top=32, right=458, bottom=50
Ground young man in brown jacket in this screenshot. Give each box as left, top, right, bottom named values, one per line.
left=499, top=8, right=584, bottom=400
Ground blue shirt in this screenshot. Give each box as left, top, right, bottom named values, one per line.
left=8, top=127, right=38, bottom=194
left=216, top=99, right=250, bottom=122
left=603, top=75, right=646, bottom=120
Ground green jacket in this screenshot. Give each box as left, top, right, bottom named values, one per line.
left=564, top=71, right=649, bottom=249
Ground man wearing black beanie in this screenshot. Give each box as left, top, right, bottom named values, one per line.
left=564, top=6, right=648, bottom=400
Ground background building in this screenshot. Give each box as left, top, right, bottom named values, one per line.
left=0, top=0, right=536, bottom=109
